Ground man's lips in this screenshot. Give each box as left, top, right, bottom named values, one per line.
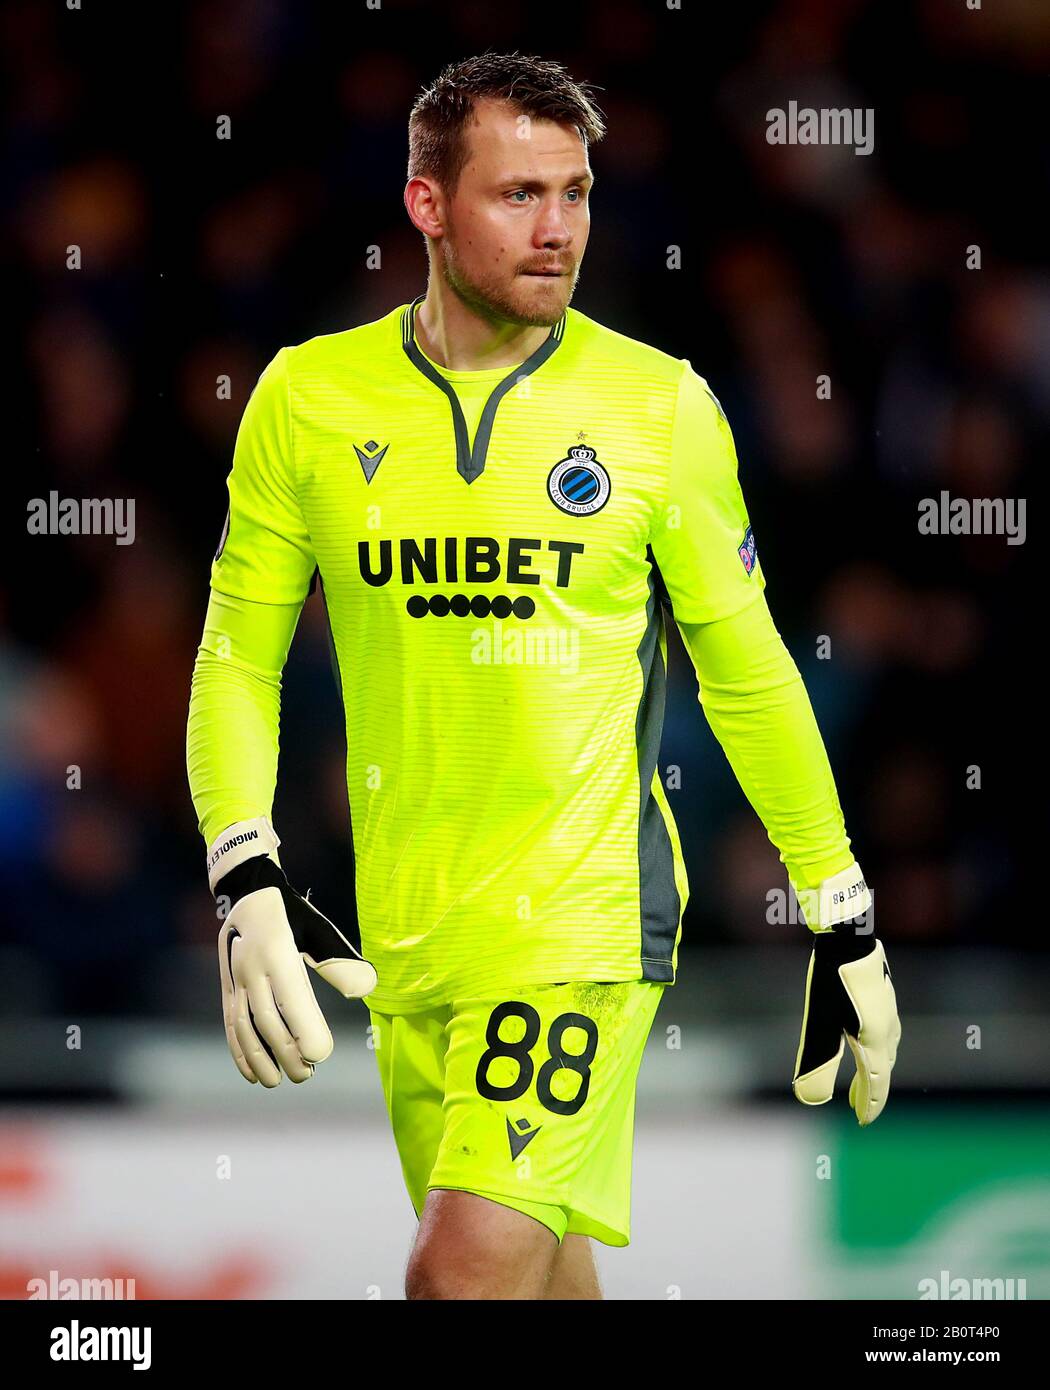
left=522, top=266, right=568, bottom=276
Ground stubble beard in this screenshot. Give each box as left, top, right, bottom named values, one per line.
left=438, top=236, right=578, bottom=328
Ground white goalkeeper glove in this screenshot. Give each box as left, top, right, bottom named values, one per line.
left=207, top=817, right=377, bottom=1087
left=792, top=865, right=901, bottom=1126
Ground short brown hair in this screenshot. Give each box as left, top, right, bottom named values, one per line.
left=408, top=52, right=606, bottom=196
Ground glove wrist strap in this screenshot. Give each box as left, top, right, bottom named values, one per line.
left=216, top=854, right=289, bottom=908
left=795, top=861, right=872, bottom=931
left=811, top=917, right=877, bottom=964
left=206, top=816, right=281, bottom=895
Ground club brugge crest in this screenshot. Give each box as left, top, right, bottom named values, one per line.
left=547, top=445, right=611, bottom=516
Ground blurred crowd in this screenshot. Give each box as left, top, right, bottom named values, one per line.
left=2, top=0, right=1045, bottom=1017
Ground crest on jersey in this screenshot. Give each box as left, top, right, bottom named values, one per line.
left=546, top=446, right=611, bottom=516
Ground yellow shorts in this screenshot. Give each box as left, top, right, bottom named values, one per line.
left=369, top=979, right=665, bottom=1247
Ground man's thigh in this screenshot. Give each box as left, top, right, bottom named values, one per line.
left=371, top=980, right=664, bottom=1246
left=369, top=1003, right=450, bottom=1216
left=370, top=1002, right=567, bottom=1238
left=409, top=1188, right=559, bottom=1299
left=431, top=980, right=664, bottom=1245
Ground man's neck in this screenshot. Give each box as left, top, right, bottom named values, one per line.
left=414, top=285, right=553, bottom=372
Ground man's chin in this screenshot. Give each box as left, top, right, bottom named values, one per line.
left=506, top=276, right=573, bottom=326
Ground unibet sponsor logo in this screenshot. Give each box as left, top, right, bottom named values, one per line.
left=358, top=537, right=584, bottom=590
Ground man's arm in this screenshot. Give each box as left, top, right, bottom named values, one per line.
left=186, top=349, right=376, bottom=1089
left=188, top=345, right=317, bottom=842
left=676, top=594, right=860, bottom=921
left=681, top=600, right=902, bottom=1126
left=648, top=362, right=899, bottom=1122
left=187, top=588, right=301, bottom=848
left=649, top=361, right=868, bottom=923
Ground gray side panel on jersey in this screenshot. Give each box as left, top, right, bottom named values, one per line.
left=635, top=555, right=680, bottom=981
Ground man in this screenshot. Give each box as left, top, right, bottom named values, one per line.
left=187, top=52, right=900, bottom=1301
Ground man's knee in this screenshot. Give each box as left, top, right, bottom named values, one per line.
left=406, top=1189, right=558, bottom=1300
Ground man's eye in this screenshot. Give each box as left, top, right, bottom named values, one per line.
left=509, top=190, right=530, bottom=202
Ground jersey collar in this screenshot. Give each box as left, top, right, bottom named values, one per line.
left=400, top=292, right=566, bottom=484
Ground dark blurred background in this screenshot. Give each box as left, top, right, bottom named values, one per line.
left=0, top=0, right=1046, bottom=1300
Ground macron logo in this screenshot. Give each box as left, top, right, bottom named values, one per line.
left=506, top=1117, right=541, bottom=1161
left=354, top=440, right=389, bottom=484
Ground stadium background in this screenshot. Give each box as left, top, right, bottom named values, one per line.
left=1, top=0, right=1046, bottom=1298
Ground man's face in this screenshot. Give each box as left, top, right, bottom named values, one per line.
left=436, top=98, right=593, bottom=327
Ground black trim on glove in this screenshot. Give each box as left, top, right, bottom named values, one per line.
left=795, top=919, right=877, bottom=1079
left=216, top=853, right=288, bottom=905
left=215, top=854, right=354, bottom=967
left=811, top=917, right=878, bottom=966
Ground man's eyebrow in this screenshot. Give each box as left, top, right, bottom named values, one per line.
left=500, top=170, right=594, bottom=190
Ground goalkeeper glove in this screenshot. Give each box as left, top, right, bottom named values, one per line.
left=792, top=864, right=901, bottom=1126
left=207, top=816, right=377, bottom=1087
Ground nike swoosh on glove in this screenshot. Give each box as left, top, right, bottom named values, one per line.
left=793, top=924, right=901, bottom=1125
left=216, top=851, right=377, bottom=1087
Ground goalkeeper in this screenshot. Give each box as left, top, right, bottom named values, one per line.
left=186, top=50, right=899, bottom=1301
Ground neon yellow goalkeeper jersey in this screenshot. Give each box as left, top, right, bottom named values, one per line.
left=211, top=295, right=767, bottom=1013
